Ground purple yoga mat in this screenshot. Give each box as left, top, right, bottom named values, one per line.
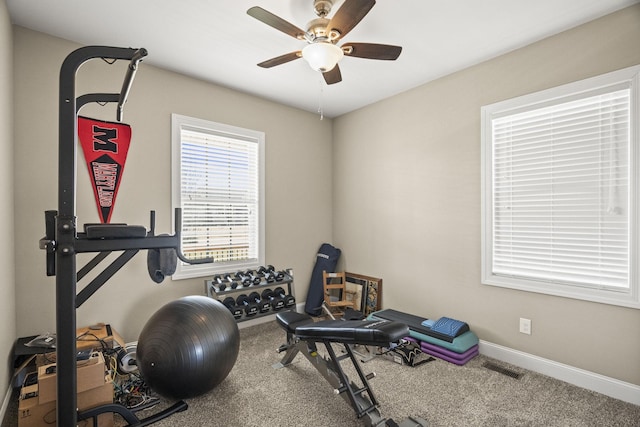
left=420, top=342, right=479, bottom=365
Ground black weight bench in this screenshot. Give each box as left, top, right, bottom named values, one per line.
left=274, top=312, right=427, bottom=427
left=277, top=311, right=408, bottom=346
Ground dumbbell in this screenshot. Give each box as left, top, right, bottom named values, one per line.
left=258, top=265, right=277, bottom=283
left=245, top=269, right=262, bottom=286
left=257, top=266, right=272, bottom=282
left=224, top=273, right=238, bottom=289
left=261, top=288, right=285, bottom=311
left=236, top=294, right=259, bottom=316
left=222, top=297, right=242, bottom=319
left=213, top=275, right=226, bottom=291
left=267, top=265, right=284, bottom=282
left=249, top=291, right=271, bottom=313
left=235, top=271, right=251, bottom=287
left=274, top=287, right=296, bottom=308
left=239, top=270, right=257, bottom=286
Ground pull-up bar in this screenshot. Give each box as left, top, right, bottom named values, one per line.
left=59, top=46, right=147, bottom=214
left=70, top=47, right=148, bottom=119
left=117, top=48, right=147, bottom=121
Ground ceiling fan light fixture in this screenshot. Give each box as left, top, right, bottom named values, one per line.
left=302, top=42, right=343, bottom=72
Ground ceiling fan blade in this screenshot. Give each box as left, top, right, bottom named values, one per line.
left=323, top=64, right=342, bottom=85
left=247, top=6, right=306, bottom=39
left=257, top=51, right=302, bottom=68
left=342, top=43, right=402, bottom=60
left=326, top=0, right=376, bottom=41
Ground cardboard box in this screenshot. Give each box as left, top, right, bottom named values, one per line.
left=76, top=323, right=126, bottom=351
left=19, top=384, right=38, bottom=401
left=18, top=380, right=113, bottom=427
left=37, top=352, right=106, bottom=404
left=34, top=324, right=125, bottom=367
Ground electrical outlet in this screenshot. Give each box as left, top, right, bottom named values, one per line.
left=519, top=318, right=532, bottom=335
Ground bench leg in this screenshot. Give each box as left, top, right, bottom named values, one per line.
left=273, top=331, right=313, bottom=368
left=274, top=334, right=388, bottom=426
left=274, top=329, right=428, bottom=427
left=273, top=342, right=300, bottom=368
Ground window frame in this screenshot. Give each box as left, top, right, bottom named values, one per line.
left=481, top=65, right=640, bottom=309
left=171, top=113, right=265, bottom=280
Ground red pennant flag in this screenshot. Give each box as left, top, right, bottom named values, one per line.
left=77, top=116, right=132, bottom=223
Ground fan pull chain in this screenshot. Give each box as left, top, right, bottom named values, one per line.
left=317, top=77, right=324, bottom=120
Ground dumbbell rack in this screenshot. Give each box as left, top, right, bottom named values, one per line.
left=204, top=268, right=296, bottom=322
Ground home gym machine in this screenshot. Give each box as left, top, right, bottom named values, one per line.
left=274, top=311, right=428, bottom=427
left=39, top=46, right=208, bottom=426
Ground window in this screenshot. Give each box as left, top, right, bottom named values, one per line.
left=171, top=114, right=264, bottom=279
left=481, top=65, right=640, bottom=308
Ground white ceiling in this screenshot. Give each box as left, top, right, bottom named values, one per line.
left=7, top=0, right=639, bottom=118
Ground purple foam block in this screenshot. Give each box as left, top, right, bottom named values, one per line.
left=420, top=342, right=479, bottom=365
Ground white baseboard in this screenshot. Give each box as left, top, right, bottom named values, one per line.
left=1, top=384, right=12, bottom=426
left=237, top=313, right=277, bottom=329
left=479, top=340, right=640, bottom=405
left=237, top=302, right=306, bottom=330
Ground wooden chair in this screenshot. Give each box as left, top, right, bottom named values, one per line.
left=322, top=271, right=355, bottom=317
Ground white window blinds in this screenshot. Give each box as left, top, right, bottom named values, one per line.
left=179, top=127, right=260, bottom=264
left=171, top=113, right=264, bottom=281
left=491, top=88, right=630, bottom=290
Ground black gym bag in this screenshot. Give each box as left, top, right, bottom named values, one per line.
left=304, top=243, right=341, bottom=316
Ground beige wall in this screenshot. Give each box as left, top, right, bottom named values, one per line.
left=0, top=0, right=16, bottom=394
left=12, top=27, right=333, bottom=343
left=333, top=5, right=640, bottom=385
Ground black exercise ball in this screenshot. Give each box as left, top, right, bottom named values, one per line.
left=137, top=295, right=240, bottom=399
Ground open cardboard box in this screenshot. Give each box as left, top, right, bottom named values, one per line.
left=75, top=323, right=126, bottom=352
left=18, top=377, right=113, bottom=427
left=37, top=351, right=106, bottom=404
left=34, top=324, right=125, bottom=367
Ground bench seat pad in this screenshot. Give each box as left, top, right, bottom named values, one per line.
left=277, top=312, right=409, bottom=346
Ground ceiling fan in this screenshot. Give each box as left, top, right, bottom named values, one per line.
left=247, top=0, right=402, bottom=85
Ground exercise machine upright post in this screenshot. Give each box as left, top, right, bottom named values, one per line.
left=44, top=45, right=198, bottom=427
left=57, top=45, right=148, bottom=427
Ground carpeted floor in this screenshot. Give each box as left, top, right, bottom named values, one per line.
left=128, top=320, right=639, bottom=427
left=5, top=319, right=640, bottom=426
